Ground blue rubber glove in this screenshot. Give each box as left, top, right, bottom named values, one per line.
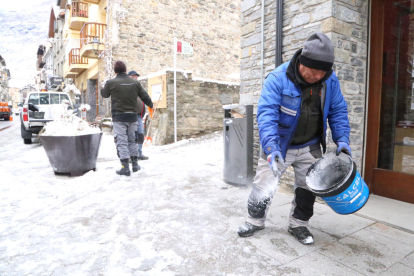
left=336, top=142, right=352, bottom=157
left=267, top=151, right=285, bottom=177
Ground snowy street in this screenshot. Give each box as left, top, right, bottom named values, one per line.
left=1, top=118, right=414, bottom=275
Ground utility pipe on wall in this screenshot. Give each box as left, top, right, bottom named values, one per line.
left=260, top=0, right=265, bottom=90
left=275, top=0, right=283, bottom=67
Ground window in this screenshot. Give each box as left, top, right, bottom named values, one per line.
left=39, top=93, right=50, bottom=105
left=28, top=93, right=39, bottom=105
left=50, top=93, right=60, bottom=104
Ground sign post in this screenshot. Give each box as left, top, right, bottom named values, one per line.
left=173, top=37, right=177, bottom=143
left=173, top=38, right=193, bottom=143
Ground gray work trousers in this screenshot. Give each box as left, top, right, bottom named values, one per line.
left=113, top=121, right=139, bottom=160
left=246, top=144, right=321, bottom=229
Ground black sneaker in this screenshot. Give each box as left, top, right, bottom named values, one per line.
left=288, top=226, right=314, bottom=245
left=237, top=222, right=264, bottom=237
left=138, top=155, right=149, bottom=160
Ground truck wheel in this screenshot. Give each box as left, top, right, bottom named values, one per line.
left=24, top=139, right=32, bottom=144
left=21, top=123, right=33, bottom=140
left=4, top=117, right=9, bottom=121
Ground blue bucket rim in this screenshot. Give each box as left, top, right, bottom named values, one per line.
left=306, top=153, right=354, bottom=196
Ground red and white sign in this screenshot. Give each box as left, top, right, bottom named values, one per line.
left=176, top=40, right=194, bottom=55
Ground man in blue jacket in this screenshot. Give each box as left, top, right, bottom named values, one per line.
left=237, top=32, right=352, bottom=245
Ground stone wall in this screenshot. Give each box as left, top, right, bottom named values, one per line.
left=240, top=0, right=369, bottom=184
left=140, top=70, right=239, bottom=145
left=110, top=0, right=241, bottom=82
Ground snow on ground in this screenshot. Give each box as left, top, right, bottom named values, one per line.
left=1, top=122, right=414, bottom=275
left=0, top=130, right=259, bottom=275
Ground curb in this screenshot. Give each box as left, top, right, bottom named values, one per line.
left=0, top=125, right=12, bottom=132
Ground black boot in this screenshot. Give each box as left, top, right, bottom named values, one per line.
left=138, top=155, right=149, bottom=160
left=116, top=159, right=130, bottom=176
left=237, top=222, right=264, bottom=237
left=288, top=226, right=314, bottom=245
left=130, top=156, right=141, bottom=172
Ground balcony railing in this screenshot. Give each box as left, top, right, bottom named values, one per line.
left=69, top=48, right=88, bottom=66
left=80, top=23, right=107, bottom=50
left=72, top=1, right=88, bottom=18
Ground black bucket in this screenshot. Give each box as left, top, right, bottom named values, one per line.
left=40, top=133, right=103, bottom=176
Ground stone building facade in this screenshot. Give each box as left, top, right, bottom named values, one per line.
left=240, top=0, right=369, bottom=181
left=108, top=0, right=241, bottom=83
left=52, top=11, right=67, bottom=79
left=99, top=0, right=243, bottom=143
left=140, top=70, right=239, bottom=145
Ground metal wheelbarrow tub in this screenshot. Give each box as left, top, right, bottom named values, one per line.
left=40, top=132, right=103, bottom=176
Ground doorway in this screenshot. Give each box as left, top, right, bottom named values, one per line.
left=365, top=0, right=414, bottom=203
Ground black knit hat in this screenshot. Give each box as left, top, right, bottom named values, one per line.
left=299, top=32, right=335, bottom=71
left=128, top=70, right=140, bottom=77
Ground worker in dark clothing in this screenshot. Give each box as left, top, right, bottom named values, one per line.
left=101, top=61, right=153, bottom=176
left=128, top=70, right=153, bottom=160
left=237, top=33, right=351, bottom=245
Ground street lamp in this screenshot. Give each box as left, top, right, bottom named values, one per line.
left=91, top=37, right=100, bottom=56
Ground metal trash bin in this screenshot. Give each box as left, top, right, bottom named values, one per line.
left=223, top=104, right=254, bottom=186
left=40, top=133, right=103, bottom=176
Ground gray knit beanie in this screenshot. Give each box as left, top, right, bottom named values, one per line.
left=299, top=32, right=335, bottom=71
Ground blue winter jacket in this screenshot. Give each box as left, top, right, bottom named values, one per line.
left=258, top=61, right=350, bottom=158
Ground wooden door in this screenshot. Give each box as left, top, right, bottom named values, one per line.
left=365, top=0, right=414, bottom=204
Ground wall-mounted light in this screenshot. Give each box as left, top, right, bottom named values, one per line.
left=91, top=37, right=100, bottom=56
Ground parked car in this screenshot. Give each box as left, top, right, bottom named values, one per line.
left=14, top=102, right=23, bottom=115
left=20, top=91, right=73, bottom=144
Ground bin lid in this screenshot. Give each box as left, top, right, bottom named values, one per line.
left=223, top=104, right=249, bottom=110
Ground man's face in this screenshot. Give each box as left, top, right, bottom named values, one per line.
left=130, top=75, right=138, bottom=80
left=298, top=64, right=327, bottom=84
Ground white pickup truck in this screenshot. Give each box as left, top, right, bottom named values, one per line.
left=20, top=91, right=74, bottom=144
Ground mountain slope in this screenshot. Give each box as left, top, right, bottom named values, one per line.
left=0, top=0, right=56, bottom=87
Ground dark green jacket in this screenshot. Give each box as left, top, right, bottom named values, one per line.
left=102, top=73, right=153, bottom=122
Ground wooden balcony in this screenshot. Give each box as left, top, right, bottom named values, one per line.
left=81, top=0, right=100, bottom=3
left=69, top=48, right=88, bottom=74
left=69, top=1, right=89, bottom=30
left=80, top=22, right=106, bottom=59
left=63, top=60, right=78, bottom=79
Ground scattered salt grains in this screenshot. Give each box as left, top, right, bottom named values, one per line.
left=306, top=152, right=351, bottom=191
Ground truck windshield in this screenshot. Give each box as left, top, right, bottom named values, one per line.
left=28, top=94, right=39, bottom=105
